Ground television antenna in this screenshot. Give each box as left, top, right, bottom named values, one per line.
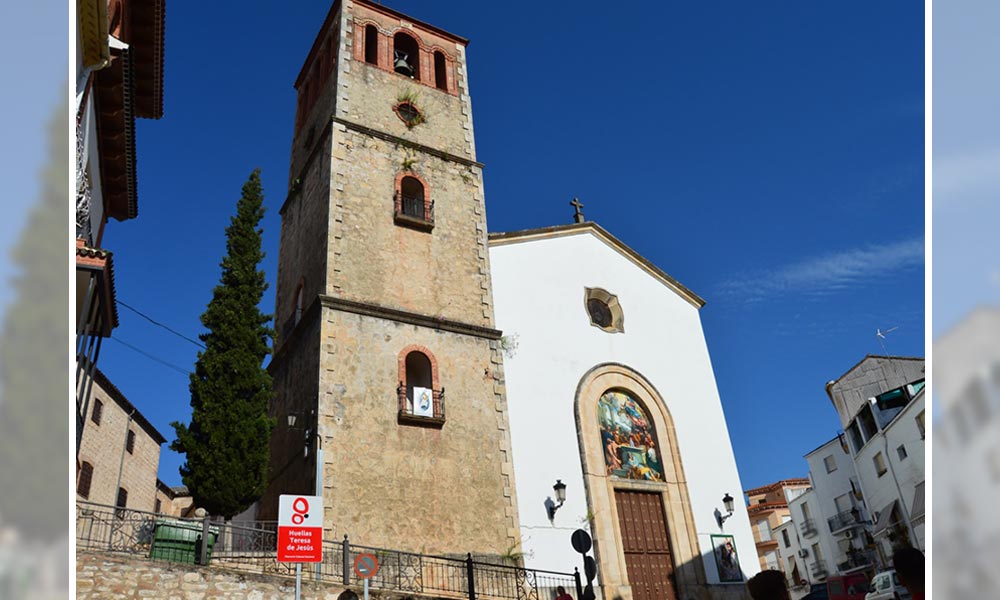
left=876, top=326, right=898, bottom=339
left=876, top=326, right=906, bottom=383
left=876, top=326, right=898, bottom=355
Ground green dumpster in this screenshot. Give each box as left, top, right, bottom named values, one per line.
left=149, top=519, right=218, bottom=564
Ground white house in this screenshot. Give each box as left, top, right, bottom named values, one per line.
left=490, top=221, right=757, bottom=600
left=827, top=357, right=925, bottom=563
left=801, top=437, right=876, bottom=576
left=773, top=510, right=814, bottom=599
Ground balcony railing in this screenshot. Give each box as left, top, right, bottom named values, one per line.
left=799, top=518, right=818, bottom=537
left=398, top=384, right=446, bottom=427
left=394, top=193, right=435, bottom=231
left=828, top=509, right=867, bottom=533
left=810, top=560, right=827, bottom=577
left=836, top=550, right=876, bottom=573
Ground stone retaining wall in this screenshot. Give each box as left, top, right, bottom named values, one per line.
left=77, top=551, right=354, bottom=600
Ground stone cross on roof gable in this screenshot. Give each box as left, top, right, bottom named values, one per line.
left=570, top=198, right=585, bottom=223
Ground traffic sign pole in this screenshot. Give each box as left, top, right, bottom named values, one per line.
left=354, top=552, right=379, bottom=600
left=295, top=563, right=301, bottom=600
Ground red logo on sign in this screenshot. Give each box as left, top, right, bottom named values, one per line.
left=291, top=497, right=309, bottom=525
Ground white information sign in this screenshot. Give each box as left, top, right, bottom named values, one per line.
left=278, top=494, right=323, bottom=563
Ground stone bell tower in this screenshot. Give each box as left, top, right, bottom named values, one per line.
left=262, top=0, right=521, bottom=557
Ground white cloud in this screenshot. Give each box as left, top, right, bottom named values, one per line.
left=718, top=238, right=925, bottom=303
left=934, top=148, right=1000, bottom=205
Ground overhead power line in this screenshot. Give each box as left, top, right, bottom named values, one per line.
left=109, top=336, right=191, bottom=377
left=117, top=299, right=206, bottom=349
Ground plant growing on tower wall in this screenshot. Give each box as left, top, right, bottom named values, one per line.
left=171, top=168, right=275, bottom=519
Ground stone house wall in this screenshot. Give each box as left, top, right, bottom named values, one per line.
left=77, top=370, right=164, bottom=513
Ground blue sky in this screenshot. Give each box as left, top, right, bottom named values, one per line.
left=932, top=0, right=1000, bottom=336
left=0, top=1, right=66, bottom=312
left=94, top=1, right=925, bottom=492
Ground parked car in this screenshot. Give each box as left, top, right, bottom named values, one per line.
left=827, top=573, right=871, bottom=600
left=801, top=583, right=830, bottom=600
left=864, top=570, right=911, bottom=600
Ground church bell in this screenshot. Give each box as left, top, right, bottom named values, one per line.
left=394, top=51, right=414, bottom=77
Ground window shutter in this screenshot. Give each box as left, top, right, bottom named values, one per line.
left=78, top=462, right=94, bottom=498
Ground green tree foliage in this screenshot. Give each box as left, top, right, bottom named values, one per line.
left=0, top=97, right=69, bottom=540
left=172, top=169, right=274, bottom=518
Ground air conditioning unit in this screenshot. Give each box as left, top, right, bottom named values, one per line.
left=845, top=530, right=855, bottom=539
left=798, top=549, right=809, bottom=558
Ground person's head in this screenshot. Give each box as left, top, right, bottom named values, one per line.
left=892, top=547, right=925, bottom=593
left=557, top=587, right=566, bottom=595
left=747, top=569, right=791, bottom=600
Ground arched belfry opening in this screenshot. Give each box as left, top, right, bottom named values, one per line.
left=364, top=24, right=379, bottom=65
left=393, top=32, right=420, bottom=79
left=434, top=51, right=448, bottom=90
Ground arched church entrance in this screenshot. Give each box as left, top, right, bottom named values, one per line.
left=575, top=364, right=705, bottom=600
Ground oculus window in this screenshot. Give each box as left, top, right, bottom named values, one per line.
left=584, top=287, right=624, bottom=333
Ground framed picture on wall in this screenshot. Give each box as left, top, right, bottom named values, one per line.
left=711, top=534, right=743, bottom=582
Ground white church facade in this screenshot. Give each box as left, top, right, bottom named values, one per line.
left=490, top=221, right=758, bottom=600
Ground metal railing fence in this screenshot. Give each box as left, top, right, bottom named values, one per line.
left=76, top=502, right=577, bottom=600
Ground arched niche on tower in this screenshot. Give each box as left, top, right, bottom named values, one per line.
left=574, top=363, right=706, bottom=600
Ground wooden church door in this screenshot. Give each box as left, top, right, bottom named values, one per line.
left=615, top=490, right=678, bottom=600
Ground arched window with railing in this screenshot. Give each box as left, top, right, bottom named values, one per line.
left=394, top=173, right=434, bottom=231
left=397, top=345, right=444, bottom=426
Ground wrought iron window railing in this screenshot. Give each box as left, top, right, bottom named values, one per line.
left=76, top=501, right=576, bottom=600
left=810, top=560, right=827, bottom=577
left=397, top=384, right=446, bottom=427
left=836, top=550, right=876, bottom=573
left=827, top=509, right=867, bottom=533
left=394, top=192, right=435, bottom=230
left=799, top=518, right=818, bottom=537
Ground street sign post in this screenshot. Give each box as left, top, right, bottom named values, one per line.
left=570, top=529, right=597, bottom=600
left=354, top=553, right=379, bottom=600
left=279, top=495, right=324, bottom=600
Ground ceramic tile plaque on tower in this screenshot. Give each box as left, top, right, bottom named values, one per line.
left=413, top=387, right=434, bottom=417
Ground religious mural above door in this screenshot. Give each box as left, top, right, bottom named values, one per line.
left=598, top=390, right=664, bottom=481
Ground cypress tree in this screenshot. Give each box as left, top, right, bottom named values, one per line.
left=171, top=169, right=274, bottom=518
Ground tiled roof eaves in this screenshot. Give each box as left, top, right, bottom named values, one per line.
left=743, top=478, right=811, bottom=497
left=747, top=501, right=790, bottom=514
left=76, top=242, right=120, bottom=331
left=127, top=0, right=165, bottom=119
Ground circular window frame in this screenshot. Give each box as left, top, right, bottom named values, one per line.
left=584, top=287, right=624, bottom=333
left=393, top=101, right=424, bottom=128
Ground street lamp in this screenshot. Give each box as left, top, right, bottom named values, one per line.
left=287, top=409, right=316, bottom=457
left=716, top=493, right=735, bottom=528
left=547, top=480, right=567, bottom=522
